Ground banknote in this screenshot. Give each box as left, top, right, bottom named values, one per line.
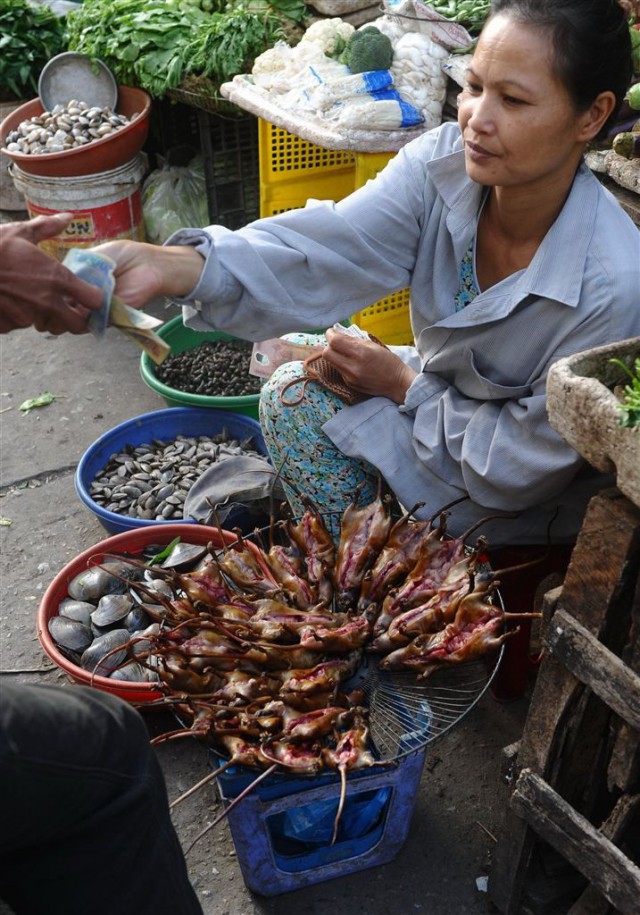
left=62, top=248, right=170, bottom=364
left=62, top=247, right=114, bottom=338
left=249, top=338, right=324, bottom=378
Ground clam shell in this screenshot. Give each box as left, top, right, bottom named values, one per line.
left=130, top=623, right=160, bottom=656
left=125, top=604, right=153, bottom=633
left=48, top=616, right=93, bottom=652
left=161, top=542, right=208, bottom=571
left=91, top=593, right=134, bottom=628
left=81, top=629, right=130, bottom=675
left=109, top=662, right=147, bottom=682
left=68, top=560, right=140, bottom=602
left=136, top=576, right=173, bottom=602
left=58, top=598, right=95, bottom=626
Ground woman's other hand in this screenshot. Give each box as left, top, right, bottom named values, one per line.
left=323, top=326, right=417, bottom=404
left=92, top=240, right=206, bottom=308
left=0, top=214, right=103, bottom=335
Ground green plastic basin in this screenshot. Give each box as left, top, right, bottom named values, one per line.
left=139, top=316, right=261, bottom=419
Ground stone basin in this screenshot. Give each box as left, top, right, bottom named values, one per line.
left=546, top=337, right=640, bottom=509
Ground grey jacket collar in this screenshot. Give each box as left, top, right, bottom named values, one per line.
left=426, top=148, right=599, bottom=327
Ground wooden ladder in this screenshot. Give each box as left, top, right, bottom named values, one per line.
left=488, top=488, right=640, bottom=915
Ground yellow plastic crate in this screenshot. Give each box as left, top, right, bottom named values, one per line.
left=260, top=168, right=357, bottom=218
left=353, top=150, right=396, bottom=187
left=351, top=151, right=412, bottom=345
left=258, top=119, right=356, bottom=218
left=257, top=122, right=412, bottom=344
left=352, top=288, right=412, bottom=346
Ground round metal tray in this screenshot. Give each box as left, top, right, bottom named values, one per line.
left=38, top=53, right=118, bottom=111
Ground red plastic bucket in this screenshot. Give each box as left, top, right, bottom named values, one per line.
left=10, top=154, right=146, bottom=261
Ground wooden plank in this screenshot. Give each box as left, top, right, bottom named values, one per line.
left=489, top=492, right=640, bottom=915
left=553, top=490, right=640, bottom=641
left=511, top=770, right=640, bottom=915
left=540, top=585, right=563, bottom=629
left=518, top=492, right=640, bottom=777
left=547, top=608, right=640, bottom=732
left=608, top=573, right=640, bottom=793
left=567, top=794, right=640, bottom=915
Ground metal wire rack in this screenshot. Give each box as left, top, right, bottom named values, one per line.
left=205, top=508, right=506, bottom=768
left=357, top=648, right=502, bottom=762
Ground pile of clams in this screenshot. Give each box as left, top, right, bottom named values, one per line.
left=48, top=541, right=207, bottom=683
left=3, top=99, right=134, bottom=156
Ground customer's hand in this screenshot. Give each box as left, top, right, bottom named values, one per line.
left=0, top=214, right=104, bottom=334
left=93, top=239, right=206, bottom=308
left=323, top=327, right=417, bottom=404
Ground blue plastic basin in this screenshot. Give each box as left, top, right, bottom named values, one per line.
left=75, top=406, right=267, bottom=536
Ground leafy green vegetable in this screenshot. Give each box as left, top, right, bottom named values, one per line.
left=260, top=0, right=306, bottom=22
left=0, top=0, right=66, bottom=101
left=147, top=536, right=181, bottom=566
left=65, top=0, right=285, bottom=98
left=611, top=357, right=640, bottom=430
left=188, top=9, right=282, bottom=83
left=427, top=0, right=491, bottom=36
left=19, top=391, right=56, bottom=413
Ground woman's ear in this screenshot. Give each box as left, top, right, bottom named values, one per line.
left=578, top=90, right=617, bottom=141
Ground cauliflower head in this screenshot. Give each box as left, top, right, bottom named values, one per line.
left=300, top=17, right=355, bottom=59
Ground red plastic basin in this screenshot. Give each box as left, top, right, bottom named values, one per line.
left=0, top=85, right=151, bottom=177
left=37, top=523, right=244, bottom=705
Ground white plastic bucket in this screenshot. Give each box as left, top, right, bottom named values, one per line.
left=11, top=154, right=147, bottom=260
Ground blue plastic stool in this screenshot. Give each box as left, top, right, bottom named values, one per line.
left=217, top=747, right=427, bottom=896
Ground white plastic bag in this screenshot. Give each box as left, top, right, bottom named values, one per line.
left=142, top=155, right=209, bottom=245
left=383, top=0, right=474, bottom=50
left=390, top=30, right=448, bottom=128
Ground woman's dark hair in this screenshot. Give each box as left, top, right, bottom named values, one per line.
left=489, top=0, right=633, bottom=134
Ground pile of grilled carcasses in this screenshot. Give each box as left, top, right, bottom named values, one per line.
left=88, top=487, right=537, bottom=792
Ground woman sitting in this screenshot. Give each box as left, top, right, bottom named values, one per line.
left=97, top=0, right=639, bottom=548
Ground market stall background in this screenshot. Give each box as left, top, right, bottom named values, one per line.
left=2, top=0, right=638, bottom=232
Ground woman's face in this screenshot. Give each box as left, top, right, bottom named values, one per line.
left=457, top=15, right=590, bottom=192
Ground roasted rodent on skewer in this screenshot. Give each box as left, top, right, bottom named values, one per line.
left=63, top=487, right=537, bottom=847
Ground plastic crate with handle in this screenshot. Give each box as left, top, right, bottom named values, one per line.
left=258, top=122, right=412, bottom=345
left=258, top=119, right=355, bottom=216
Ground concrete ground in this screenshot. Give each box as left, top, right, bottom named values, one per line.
left=0, top=209, right=530, bottom=914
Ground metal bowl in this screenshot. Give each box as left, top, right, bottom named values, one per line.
left=38, top=52, right=118, bottom=111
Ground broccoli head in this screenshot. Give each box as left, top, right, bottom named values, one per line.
left=340, top=26, right=394, bottom=74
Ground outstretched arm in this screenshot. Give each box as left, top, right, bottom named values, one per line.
left=89, top=239, right=206, bottom=309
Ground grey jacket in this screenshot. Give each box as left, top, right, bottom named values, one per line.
left=171, top=122, right=640, bottom=544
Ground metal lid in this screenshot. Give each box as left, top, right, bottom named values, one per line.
left=38, top=53, right=118, bottom=111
